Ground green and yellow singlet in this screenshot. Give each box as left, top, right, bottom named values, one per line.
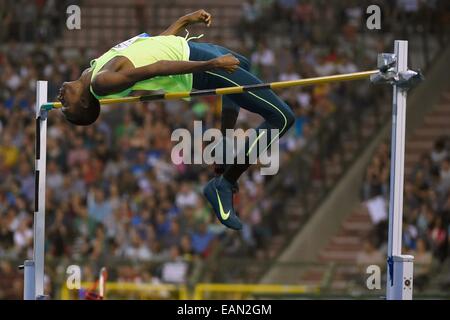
left=89, top=33, right=192, bottom=99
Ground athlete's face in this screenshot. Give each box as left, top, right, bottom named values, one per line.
left=58, top=80, right=90, bottom=124
left=57, top=81, right=83, bottom=112
left=57, top=79, right=100, bottom=126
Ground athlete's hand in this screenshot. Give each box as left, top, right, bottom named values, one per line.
left=212, top=54, right=240, bottom=73
left=183, top=9, right=212, bottom=27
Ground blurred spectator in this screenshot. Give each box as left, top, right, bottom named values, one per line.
left=431, top=137, right=447, bottom=164
left=176, top=183, right=198, bottom=209
left=356, top=238, right=384, bottom=272
left=430, top=216, right=447, bottom=262
left=87, top=188, right=112, bottom=223
left=191, top=223, right=215, bottom=256
left=13, top=218, right=33, bottom=255
left=161, top=245, right=188, bottom=283
left=413, top=238, right=433, bottom=291
left=48, top=209, right=69, bottom=257
left=123, top=229, right=152, bottom=261
left=251, top=42, right=276, bottom=80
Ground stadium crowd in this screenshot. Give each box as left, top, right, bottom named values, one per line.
left=1, top=0, right=449, bottom=298
left=362, top=136, right=450, bottom=289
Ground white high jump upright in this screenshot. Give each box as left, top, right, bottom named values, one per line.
left=386, top=40, right=414, bottom=300
left=23, top=81, right=48, bottom=300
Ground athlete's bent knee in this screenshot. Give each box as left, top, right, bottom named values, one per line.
left=284, top=107, right=295, bottom=129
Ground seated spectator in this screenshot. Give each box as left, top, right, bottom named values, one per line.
left=47, top=160, right=64, bottom=191
left=429, top=216, right=447, bottom=262
left=162, top=220, right=183, bottom=248
left=439, top=158, right=450, bottom=191
left=403, top=220, right=419, bottom=251
left=413, top=238, right=433, bottom=291
left=13, top=218, right=32, bottom=254
left=191, top=223, right=215, bottom=256
left=179, top=235, right=194, bottom=259
left=47, top=209, right=69, bottom=257
left=123, top=229, right=152, bottom=261
left=430, top=137, right=448, bottom=164
left=175, top=182, right=198, bottom=209
left=279, top=63, right=300, bottom=82
left=161, top=246, right=188, bottom=284
left=356, top=238, right=384, bottom=272
left=154, top=210, right=171, bottom=238
left=87, top=188, right=112, bottom=223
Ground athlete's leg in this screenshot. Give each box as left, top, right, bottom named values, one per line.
left=204, top=66, right=294, bottom=230
left=188, top=41, right=295, bottom=230
left=216, top=46, right=251, bottom=175
left=189, top=42, right=294, bottom=177
left=213, top=96, right=239, bottom=175
left=214, top=45, right=251, bottom=133
left=190, top=42, right=252, bottom=175
left=204, top=68, right=295, bottom=182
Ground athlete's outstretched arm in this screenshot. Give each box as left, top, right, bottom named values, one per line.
left=159, top=9, right=212, bottom=36
left=92, top=54, right=238, bottom=96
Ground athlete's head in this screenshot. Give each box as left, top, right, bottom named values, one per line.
left=58, top=71, right=100, bottom=126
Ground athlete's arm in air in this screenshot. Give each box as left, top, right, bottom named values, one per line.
left=160, top=9, right=212, bottom=36
left=92, top=54, right=239, bottom=96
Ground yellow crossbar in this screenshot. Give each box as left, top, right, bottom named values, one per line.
left=42, top=70, right=378, bottom=110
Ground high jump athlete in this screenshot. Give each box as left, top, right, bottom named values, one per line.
left=58, top=9, right=294, bottom=230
